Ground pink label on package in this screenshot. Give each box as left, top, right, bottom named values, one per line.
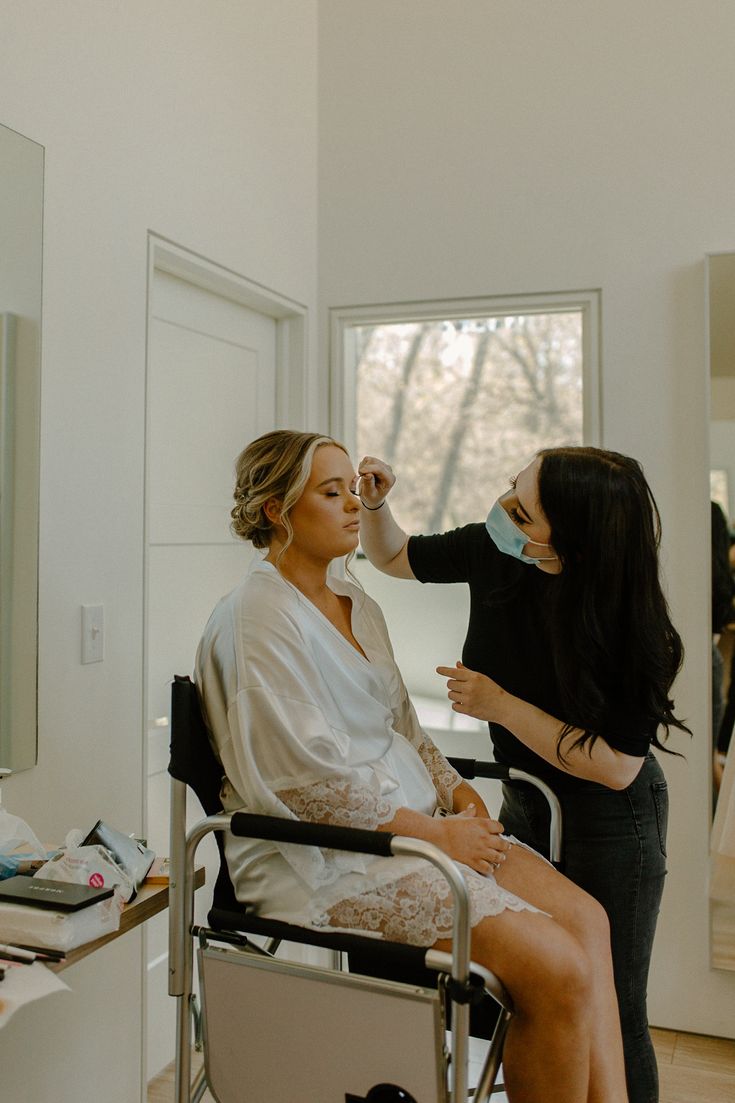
left=89, top=872, right=104, bottom=888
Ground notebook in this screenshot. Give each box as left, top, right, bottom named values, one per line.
left=0, top=876, right=114, bottom=912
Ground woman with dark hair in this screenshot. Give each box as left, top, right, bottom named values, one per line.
left=358, top=446, right=689, bottom=1103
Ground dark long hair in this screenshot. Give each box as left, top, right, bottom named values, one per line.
left=536, top=446, right=690, bottom=757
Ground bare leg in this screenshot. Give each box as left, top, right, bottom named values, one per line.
left=327, top=847, right=626, bottom=1100
left=494, top=844, right=628, bottom=1103
left=436, top=905, right=593, bottom=1103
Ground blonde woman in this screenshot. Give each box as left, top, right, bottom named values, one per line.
left=195, top=430, right=627, bottom=1103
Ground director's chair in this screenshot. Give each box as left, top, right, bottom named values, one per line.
left=168, top=674, right=562, bottom=1103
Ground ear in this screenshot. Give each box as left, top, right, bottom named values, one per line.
left=263, top=497, right=283, bottom=526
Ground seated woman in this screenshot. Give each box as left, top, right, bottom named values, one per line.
left=195, top=429, right=627, bottom=1103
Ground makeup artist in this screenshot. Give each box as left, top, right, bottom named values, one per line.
left=358, top=446, right=690, bottom=1103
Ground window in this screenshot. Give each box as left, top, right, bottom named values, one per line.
left=331, top=292, right=600, bottom=534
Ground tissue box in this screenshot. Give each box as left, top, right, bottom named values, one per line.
left=0, top=894, right=122, bottom=951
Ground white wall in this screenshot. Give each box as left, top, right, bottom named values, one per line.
left=711, top=379, right=735, bottom=422
left=318, top=0, right=735, bottom=1036
left=0, top=3, right=318, bottom=1100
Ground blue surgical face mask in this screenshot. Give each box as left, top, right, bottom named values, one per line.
left=485, top=499, right=558, bottom=567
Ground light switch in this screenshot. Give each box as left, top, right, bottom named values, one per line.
left=81, top=604, right=104, bottom=664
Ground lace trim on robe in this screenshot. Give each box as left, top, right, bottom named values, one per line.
left=274, top=776, right=395, bottom=882
left=314, top=861, right=545, bottom=946
left=276, top=776, right=394, bottom=831
left=415, top=736, right=462, bottom=811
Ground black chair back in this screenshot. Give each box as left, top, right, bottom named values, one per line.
left=169, top=674, right=239, bottom=911
left=169, top=674, right=223, bottom=814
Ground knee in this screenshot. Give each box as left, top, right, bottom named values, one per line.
left=571, top=891, right=612, bottom=956
left=514, top=938, right=594, bottom=1020
left=550, top=943, right=594, bottom=1013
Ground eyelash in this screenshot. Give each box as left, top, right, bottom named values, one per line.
left=506, top=476, right=526, bottom=525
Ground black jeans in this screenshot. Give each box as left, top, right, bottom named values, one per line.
left=499, top=754, right=668, bottom=1103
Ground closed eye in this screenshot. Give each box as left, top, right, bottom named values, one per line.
left=509, top=507, right=528, bottom=525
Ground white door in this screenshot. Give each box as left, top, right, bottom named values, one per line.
left=144, top=268, right=278, bottom=1081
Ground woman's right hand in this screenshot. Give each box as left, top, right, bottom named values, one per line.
left=357, top=455, right=395, bottom=509
left=434, top=805, right=511, bottom=875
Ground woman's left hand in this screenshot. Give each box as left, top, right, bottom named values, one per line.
left=436, top=661, right=509, bottom=722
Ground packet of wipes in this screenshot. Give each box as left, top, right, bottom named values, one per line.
left=35, top=831, right=135, bottom=903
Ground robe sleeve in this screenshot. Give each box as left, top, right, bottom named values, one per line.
left=394, top=692, right=462, bottom=811
left=276, top=776, right=394, bottom=832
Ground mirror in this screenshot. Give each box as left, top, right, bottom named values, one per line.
left=0, top=123, right=44, bottom=773
left=708, top=251, right=735, bottom=969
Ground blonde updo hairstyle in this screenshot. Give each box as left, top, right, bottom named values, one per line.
left=231, top=430, right=347, bottom=557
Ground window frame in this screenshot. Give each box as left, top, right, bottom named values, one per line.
left=329, top=290, right=602, bottom=453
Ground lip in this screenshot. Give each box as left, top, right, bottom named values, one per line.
left=345, top=521, right=360, bottom=530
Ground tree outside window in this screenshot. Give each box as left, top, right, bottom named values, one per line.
left=353, top=311, right=584, bottom=532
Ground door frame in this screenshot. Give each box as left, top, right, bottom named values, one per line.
left=141, top=233, right=309, bottom=1087
left=143, top=230, right=309, bottom=781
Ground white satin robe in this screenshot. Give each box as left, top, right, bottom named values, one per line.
left=195, top=558, right=541, bottom=945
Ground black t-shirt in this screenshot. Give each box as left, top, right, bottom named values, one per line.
left=407, top=523, right=653, bottom=792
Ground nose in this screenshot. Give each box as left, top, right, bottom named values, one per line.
left=346, top=489, right=360, bottom=512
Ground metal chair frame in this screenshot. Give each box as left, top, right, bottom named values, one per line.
left=167, top=675, right=563, bottom=1103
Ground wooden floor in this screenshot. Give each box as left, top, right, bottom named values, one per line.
left=652, top=1027, right=735, bottom=1103
left=148, top=1051, right=213, bottom=1103
left=149, top=1027, right=735, bottom=1102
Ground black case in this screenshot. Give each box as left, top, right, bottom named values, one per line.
left=0, top=875, right=114, bottom=911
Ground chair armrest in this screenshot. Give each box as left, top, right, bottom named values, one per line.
left=181, top=813, right=472, bottom=992
left=447, top=757, right=515, bottom=781
left=446, top=758, right=563, bottom=865
left=179, top=811, right=476, bottom=1102
left=229, top=811, right=395, bottom=857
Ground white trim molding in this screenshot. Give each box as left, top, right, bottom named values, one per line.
left=148, top=234, right=309, bottom=429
